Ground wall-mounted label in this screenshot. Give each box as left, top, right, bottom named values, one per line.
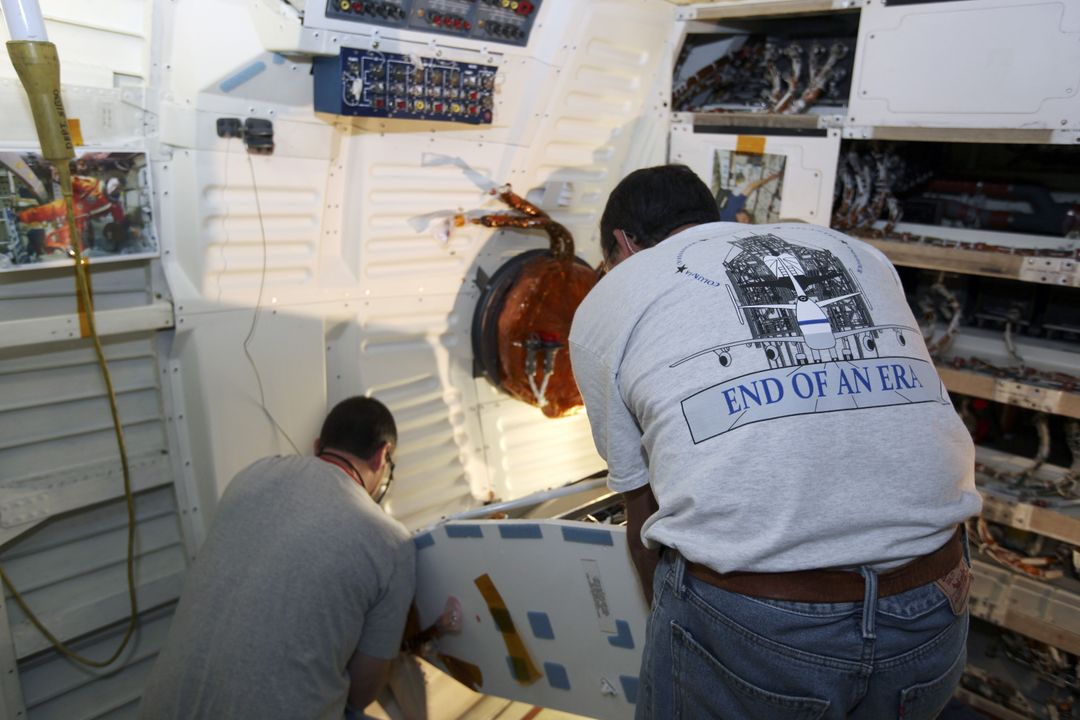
left=582, top=559, right=616, bottom=634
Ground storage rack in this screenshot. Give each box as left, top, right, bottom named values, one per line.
left=670, top=2, right=1080, bottom=717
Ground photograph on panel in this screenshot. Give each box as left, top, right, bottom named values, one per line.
left=0, top=150, right=158, bottom=270
left=712, top=149, right=786, bottom=224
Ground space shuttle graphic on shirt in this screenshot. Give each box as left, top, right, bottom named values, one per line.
left=669, top=233, right=949, bottom=444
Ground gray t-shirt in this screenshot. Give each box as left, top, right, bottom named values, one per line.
left=140, top=455, right=416, bottom=720
left=569, top=222, right=981, bottom=573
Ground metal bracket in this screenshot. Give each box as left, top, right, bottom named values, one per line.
left=992, top=380, right=1064, bottom=414
left=1018, top=256, right=1079, bottom=287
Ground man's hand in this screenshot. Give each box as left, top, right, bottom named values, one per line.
left=435, top=596, right=463, bottom=636
left=624, top=485, right=661, bottom=607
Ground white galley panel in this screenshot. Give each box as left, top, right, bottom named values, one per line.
left=849, top=0, right=1080, bottom=130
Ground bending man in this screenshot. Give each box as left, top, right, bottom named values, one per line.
left=569, top=165, right=981, bottom=719
left=141, top=396, right=415, bottom=720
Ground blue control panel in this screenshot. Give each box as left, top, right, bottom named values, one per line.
left=314, top=48, right=497, bottom=124
left=323, top=0, right=542, bottom=47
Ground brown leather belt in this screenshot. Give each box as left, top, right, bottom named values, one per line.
left=685, top=528, right=964, bottom=604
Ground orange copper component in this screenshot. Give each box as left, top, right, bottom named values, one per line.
left=437, top=654, right=485, bottom=691
left=495, top=259, right=595, bottom=418
left=472, top=185, right=574, bottom=261
left=471, top=185, right=595, bottom=417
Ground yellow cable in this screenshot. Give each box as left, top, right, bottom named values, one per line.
left=3, top=40, right=139, bottom=668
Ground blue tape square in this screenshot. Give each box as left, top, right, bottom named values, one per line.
left=527, top=611, right=554, bottom=640
left=446, top=524, right=484, bottom=538
left=498, top=523, right=543, bottom=539
left=620, top=675, right=640, bottom=705
left=544, top=662, right=571, bottom=691
left=413, top=533, right=435, bottom=551
left=561, top=526, right=613, bottom=546
left=608, top=619, right=634, bottom=649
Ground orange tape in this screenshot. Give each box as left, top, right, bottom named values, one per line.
left=436, top=653, right=485, bottom=691
left=736, top=135, right=767, bottom=155
left=67, top=119, right=84, bottom=147
left=474, top=574, right=542, bottom=685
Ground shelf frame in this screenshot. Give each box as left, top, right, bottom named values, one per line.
left=968, top=558, right=1080, bottom=656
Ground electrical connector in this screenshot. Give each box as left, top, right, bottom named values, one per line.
left=243, top=118, right=274, bottom=154
left=216, top=117, right=243, bottom=139
left=215, top=117, right=274, bottom=154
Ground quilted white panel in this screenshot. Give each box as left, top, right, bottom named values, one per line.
left=848, top=0, right=1080, bottom=130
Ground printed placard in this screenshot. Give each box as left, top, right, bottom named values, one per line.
left=682, top=357, right=948, bottom=443
left=0, top=150, right=158, bottom=271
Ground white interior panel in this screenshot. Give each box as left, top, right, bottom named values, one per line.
left=328, top=294, right=484, bottom=529
left=340, top=133, right=517, bottom=298
left=669, top=125, right=842, bottom=224
left=478, top=400, right=605, bottom=501
left=849, top=0, right=1080, bottom=129
left=0, top=79, right=148, bottom=149
left=160, top=142, right=332, bottom=310
left=168, top=306, right=328, bottom=521
left=0, top=0, right=152, bottom=86
left=155, top=0, right=675, bottom=525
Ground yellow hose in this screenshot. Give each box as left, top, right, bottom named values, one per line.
left=3, top=39, right=139, bottom=668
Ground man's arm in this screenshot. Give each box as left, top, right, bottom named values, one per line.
left=346, top=650, right=392, bottom=712
left=624, top=484, right=661, bottom=607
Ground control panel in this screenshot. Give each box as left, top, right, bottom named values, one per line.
left=322, top=0, right=542, bottom=47
left=313, top=48, right=498, bottom=123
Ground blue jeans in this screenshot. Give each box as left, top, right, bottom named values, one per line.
left=636, top=549, right=970, bottom=719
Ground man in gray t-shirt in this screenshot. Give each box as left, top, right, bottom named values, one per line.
left=570, top=165, right=980, bottom=720
left=140, top=397, right=415, bottom=720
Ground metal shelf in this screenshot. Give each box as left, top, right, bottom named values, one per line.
left=969, top=557, right=1080, bottom=656
left=677, top=115, right=1080, bottom=145
left=862, top=235, right=1078, bottom=287
left=675, top=111, right=836, bottom=131
left=843, top=125, right=1078, bottom=145
left=674, top=1, right=855, bottom=21
left=953, top=689, right=1031, bottom=720
left=975, top=447, right=1080, bottom=546
left=937, top=366, right=1080, bottom=420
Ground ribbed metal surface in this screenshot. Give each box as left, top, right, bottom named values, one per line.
left=345, top=136, right=511, bottom=299
left=0, top=334, right=166, bottom=486
left=328, top=295, right=481, bottom=530
left=471, top=0, right=670, bottom=502
left=1, top=487, right=185, bottom=718
left=0, top=263, right=151, bottom=323
left=0, top=265, right=182, bottom=719
left=198, top=152, right=326, bottom=300
left=2, top=487, right=184, bottom=659
left=481, top=400, right=604, bottom=501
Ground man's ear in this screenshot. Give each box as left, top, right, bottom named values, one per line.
left=370, top=441, right=390, bottom=472
left=312, top=439, right=322, bottom=455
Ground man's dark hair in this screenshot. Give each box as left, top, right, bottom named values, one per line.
left=599, top=164, right=720, bottom=262
left=317, top=396, right=397, bottom=460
